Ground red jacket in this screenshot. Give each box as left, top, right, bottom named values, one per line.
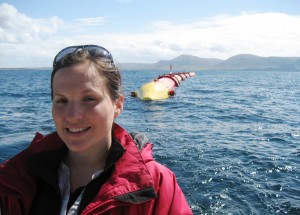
left=0, top=123, right=193, bottom=215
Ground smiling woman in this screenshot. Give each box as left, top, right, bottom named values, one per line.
left=0, top=44, right=193, bottom=215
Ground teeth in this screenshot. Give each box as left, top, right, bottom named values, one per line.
left=68, top=128, right=88, bottom=133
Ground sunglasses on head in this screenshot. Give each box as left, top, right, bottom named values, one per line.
left=53, top=45, right=114, bottom=68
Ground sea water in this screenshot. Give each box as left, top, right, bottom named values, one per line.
left=0, top=69, right=299, bottom=214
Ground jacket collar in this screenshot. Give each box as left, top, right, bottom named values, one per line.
left=28, top=123, right=157, bottom=210
left=90, top=124, right=157, bottom=203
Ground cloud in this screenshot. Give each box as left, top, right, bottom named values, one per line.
left=137, top=12, right=300, bottom=60
left=101, top=12, right=300, bottom=63
left=117, top=0, right=136, bottom=2
left=0, top=3, right=68, bottom=67
left=1, top=2, right=300, bottom=67
left=0, top=3, right=63, bottom=43
left=75, top=17, right=107, bottom=26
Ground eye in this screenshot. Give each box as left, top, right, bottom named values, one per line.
left=55, top=98, right=68, bottom=104
left=83, top=97, right=96, bottom=102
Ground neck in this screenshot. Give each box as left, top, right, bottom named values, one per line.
left=63, top=139, right=112, bottom=192
left=64, top=150, right=107, bottom=192
left=65, top=141, right=111, bottom=170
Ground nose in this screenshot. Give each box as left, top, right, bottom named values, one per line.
left=65, top=101, right=83, bottom=121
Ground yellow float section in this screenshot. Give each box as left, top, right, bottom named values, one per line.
left=139, top=81, right=170, bottom=100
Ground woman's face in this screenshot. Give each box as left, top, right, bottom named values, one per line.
left=52, top=63, right=123, bottom=153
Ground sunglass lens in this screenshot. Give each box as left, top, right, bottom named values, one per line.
left=54, top=47, right=78, bottom=64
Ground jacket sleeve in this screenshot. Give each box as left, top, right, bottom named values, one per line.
left=0, top=156, right=37, bottom=215
left=0, top=186, right=27, bottom=215
left=147, top=161, right=193, bottom=215
left=0, top=132, right=64, bottom=215
left=0, top=162, right=29, bottom=215
left=0, top=133, right=46, bottom=215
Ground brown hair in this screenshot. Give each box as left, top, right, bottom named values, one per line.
left=51, top=50, right=122, bottom=100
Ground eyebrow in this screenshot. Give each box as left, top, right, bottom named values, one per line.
left=52, top=88, right=100, bottom=97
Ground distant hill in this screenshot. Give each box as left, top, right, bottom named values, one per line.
left=120, top=54, right=300, bottom=71
left=2, top=54, right=300, bottom=71
left=155, top=55, right=222, bottom=69
left=214, top=54, right=300, bottom=71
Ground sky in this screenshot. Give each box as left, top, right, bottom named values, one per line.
left=1, top=0, right=300, bottom=68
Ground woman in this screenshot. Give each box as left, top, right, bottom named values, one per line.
left=0, top=45, right=192, bottom=215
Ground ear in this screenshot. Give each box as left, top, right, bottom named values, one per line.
left=114, top=94, right=124, bottom=119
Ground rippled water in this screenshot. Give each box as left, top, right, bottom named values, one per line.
left=0, top=69, right=299, bottom=214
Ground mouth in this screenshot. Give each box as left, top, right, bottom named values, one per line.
left=66, top=127, right=91, bottom=133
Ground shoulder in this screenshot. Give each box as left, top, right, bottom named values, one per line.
left=145, top=160, right=193, bottom=214
left=145, top=159, right=177, bottom=186
left=128, top=130, right=178, bottom=187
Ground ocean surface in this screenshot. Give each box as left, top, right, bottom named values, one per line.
left=0, top=69, right=299, bottom=214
